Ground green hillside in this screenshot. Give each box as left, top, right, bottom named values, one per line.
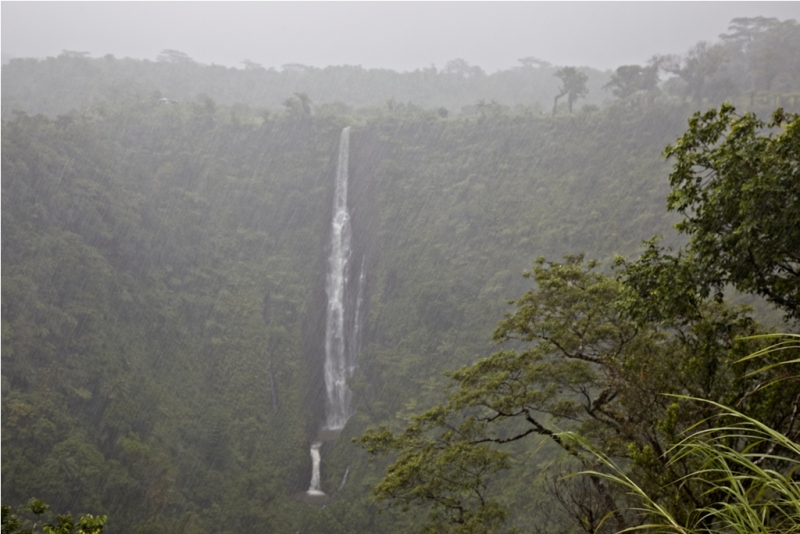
left=3, top=17, right=799, bottom=534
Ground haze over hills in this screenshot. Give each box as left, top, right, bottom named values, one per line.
left=2, top=12, right=799, bottom=534
left=3, top=2, right=799, bottom=72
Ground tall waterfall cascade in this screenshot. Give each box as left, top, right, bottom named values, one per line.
left=307, top=126, right=364, bottom=497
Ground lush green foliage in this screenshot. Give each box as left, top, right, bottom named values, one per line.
left=568, top=335, right=800, bottom=533
left=3, top=17, right=800, bottom=533
left=358, top=104, right=800, bottom=533
left=359, top=255, right=793, bottom=532
left=2, top=499, right=106, bottom=534
left=2, top=102, right=345, bottom=533
left=666, top=105, right=799, bottom=319
left=616, top=105, right=799, bottom=329
left=1, top=93, right=695, bottom=533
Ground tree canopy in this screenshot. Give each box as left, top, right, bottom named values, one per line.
left=620, top=105, right=800, bottom=325
left=358, top=105, right=800, bottom=532
left=604, top=64, right=659, bottom=101
left=1, top=499, right=106, bottom=534
left=553, top=67, right=589, bottom=114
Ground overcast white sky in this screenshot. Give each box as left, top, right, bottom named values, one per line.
left=3, top=2, right=799, bottom=72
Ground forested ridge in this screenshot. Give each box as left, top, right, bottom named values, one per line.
left=3, top=16, right=799, bottom=119
left=2, top=17, right=799, bottom=534
left=1, top=53, right=611, bottom=118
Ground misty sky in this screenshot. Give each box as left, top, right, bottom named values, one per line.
left=3, top=2, right=800, bottom=72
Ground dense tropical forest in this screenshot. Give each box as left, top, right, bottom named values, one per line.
left=2, top=16, right=799, bottom=534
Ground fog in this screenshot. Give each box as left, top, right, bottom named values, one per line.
left=3, top=2, right=799, bottom=72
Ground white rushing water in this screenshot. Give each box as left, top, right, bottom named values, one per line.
left=350, top=258, right=366, bottom=379
left=324, top=126, right=353, bottom=431
left=307, top=442, right=324, bottom=495
left=339, top=465, right=350, bottom=490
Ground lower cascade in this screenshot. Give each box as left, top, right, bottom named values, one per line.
left=306, top=126, right=364, bottom=497
left=307, top=442, right=324, bottom=496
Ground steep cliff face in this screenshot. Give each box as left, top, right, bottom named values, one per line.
left=301, top=106, right=691, bottom=521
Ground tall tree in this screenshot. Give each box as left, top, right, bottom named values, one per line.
left=358, top=255, right=777, bottom=532
left=156, top=49, right=195, bottom=64
left=517, top=56, right=551, bottom=69
left=656, top=42, right=733, bottom=103
left=720, top=17, right=800, bottom=93
left=553, top=67, right=589, bottom=114
left=283, top=92, right=313, bottom=117
left=604, top=64, right=659, bottom=100
left=444, top=58, right=485, bottom=78
left=624, top=105, right=800, bottom=322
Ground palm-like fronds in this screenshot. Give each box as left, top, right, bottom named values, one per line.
left=562, top=334, right=800, bottom=533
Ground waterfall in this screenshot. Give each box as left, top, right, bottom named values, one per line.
left=350, top=258, right=366, bottom=379
left=324, top=126, right=354, bottom=431
left=307, top=126, right=363, bottom=497
left=339, top=465, right=350, bottom=490
left=307, top=442, right=324, bottom=495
